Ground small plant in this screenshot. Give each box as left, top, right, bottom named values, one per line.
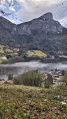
left=8, top=74, right=13, bottom=80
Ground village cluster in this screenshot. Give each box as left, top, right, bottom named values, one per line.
left=43, top=69, right=64, bottom=85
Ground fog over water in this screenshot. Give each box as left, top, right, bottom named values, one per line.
left=0, top=61, right=67, bottom=80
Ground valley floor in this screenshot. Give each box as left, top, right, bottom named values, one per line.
left=0, top=84, right=67, bottom=119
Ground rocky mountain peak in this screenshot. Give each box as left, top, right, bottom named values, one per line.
left=0, top=12, right=63, bottom=35
left=0, top=12, right=67, bottom=53
left=16, top=12, right=62, bottom=35
left=39, top=12, right=53, bottom=21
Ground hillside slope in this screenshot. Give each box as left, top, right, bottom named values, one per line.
left=0, top=84, right=67, bottom=119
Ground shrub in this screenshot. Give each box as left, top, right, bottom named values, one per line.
left=61, top=70, right=65, bottom=76
left=45, top=74, right=53, bottom=88
left=63, top=73, right=67, bottom=85
left=13, top=71, right=43, bottom=87
left=8, top=74, right=13, bottom=80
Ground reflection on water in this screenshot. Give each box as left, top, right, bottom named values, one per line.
left=0, top=61, right=67, bottom=80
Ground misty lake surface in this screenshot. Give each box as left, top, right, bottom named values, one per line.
left=0, top=61, right=67, bottom=80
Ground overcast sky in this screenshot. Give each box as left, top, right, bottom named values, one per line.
left=0, top=0, right=67, bottom=26
left=17, top=0, right=67, bottom=26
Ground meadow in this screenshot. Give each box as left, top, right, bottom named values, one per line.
left=0, top=84, right=67, bottom=119
left=27, top=50, right=47, bottom=58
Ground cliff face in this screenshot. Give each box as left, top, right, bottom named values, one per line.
left=0, top=12, right=66, bottom=52
left=0, top=12, right=62, bottom=35
left=16, top=13, right=62, bottom=35
left=0, top=16, right=15, bottom=30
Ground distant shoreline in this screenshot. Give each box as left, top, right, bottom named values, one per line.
left=0, top=61, right=67, bottom=80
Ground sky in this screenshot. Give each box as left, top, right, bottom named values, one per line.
left=0, top=0, right=67, bottom=27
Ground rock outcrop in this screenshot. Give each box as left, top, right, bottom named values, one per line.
left=16, top=12, right=62, bottom=35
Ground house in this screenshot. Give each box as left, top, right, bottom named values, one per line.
left=4, top=80, right=13, bottom=84
left=0, top=80, right=13, bottom=84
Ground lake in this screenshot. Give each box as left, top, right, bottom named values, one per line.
left=0, top=61, right=67, bottom=80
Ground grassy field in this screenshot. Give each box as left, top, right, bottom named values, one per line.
left=0, top=49, right=4, bottom=54
left=0, top=84, right=67, bottom=119
left=13, top=48, right=19, bottom=51
left=59, top=55, right=67, bottom=58
left=27, top=50, right=47, bottom=58
left=0, top=57, right=7, bottom=63
left=5, top=49, right=13, bottom=53
left=0, top=48, right=13, bottom=54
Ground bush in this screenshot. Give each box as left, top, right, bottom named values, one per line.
left=61, top=70, right=65, bottom=76
left=8, top=74, right=13, bottom=80
left=0, top=79, right=4, bottom=81
left=63, top=73, right=67, bottom=85
left=45, top=74, right=53, bottom=88
left=6, top=54, right=12, bottom=59
left=13, top=71, right=43, bottom=87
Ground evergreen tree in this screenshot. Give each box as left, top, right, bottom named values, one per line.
left=8, top=74, right=13, bottom=80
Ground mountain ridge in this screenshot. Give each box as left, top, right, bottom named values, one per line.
left=0, top=12, right=64, bottom=33
left=0, top=12, right=63, bottom=35
left=0, top=12, right=67, bottom=56
left=0, top=0, right=67, bottom=27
